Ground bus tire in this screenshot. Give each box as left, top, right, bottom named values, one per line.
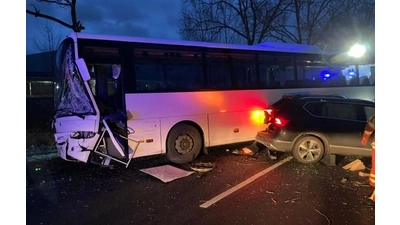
left=166, top=123, right=202, bottom=164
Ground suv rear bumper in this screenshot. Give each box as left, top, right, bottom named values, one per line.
left=255, top=131, right=292, bottom=152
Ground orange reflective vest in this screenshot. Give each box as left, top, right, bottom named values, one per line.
left=362, top=116, right=375, bottom=189
left=362, top=116, right=375, bottom=149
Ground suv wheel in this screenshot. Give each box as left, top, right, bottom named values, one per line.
left=292, top=136, right=324, bottom=164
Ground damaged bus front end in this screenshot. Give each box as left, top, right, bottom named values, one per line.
left=52, top=36, right=139, bottom=167
left=53, top=39, right=100, bottom=164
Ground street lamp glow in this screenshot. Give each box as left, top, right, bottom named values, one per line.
left=348, top=43, right=366, bottom=58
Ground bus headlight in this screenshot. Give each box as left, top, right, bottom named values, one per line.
left=70, top=131, right=96, bottom=139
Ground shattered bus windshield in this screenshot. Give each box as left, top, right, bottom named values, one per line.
left=54, top=39, right=95, bottom=118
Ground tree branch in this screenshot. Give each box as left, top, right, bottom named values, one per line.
left=26, top=0, right=84, bottom=32
left=27, top=9, right=75, bottom=30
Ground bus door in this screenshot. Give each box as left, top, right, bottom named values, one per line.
left=88, top=64, right=123, bottom=115
left=86, top=63, right=141, bottom=167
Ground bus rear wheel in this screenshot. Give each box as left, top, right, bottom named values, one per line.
left=166, top=124, right=202, bottom=164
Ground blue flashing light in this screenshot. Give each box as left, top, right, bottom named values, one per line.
left=348, top=69, right=355, bottom=76
left=321, top=70, right=331, bottom=78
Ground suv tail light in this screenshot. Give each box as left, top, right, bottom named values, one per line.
left=263, top=109, right=288, bottom=127
left=273, top=117, right=288, bottom=127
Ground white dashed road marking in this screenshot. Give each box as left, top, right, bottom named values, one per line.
left=199, top=156, right=293, bottom=208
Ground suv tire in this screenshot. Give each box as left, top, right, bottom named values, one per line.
left=292, top=136, right=324, bottom=164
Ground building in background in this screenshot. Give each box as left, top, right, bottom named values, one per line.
left=26, top=51, right=56, bottom=123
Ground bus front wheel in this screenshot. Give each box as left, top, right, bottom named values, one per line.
left=166, top=124, right=202, bottom=164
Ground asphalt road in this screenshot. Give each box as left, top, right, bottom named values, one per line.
left=26, top=145, right=375, bottom=225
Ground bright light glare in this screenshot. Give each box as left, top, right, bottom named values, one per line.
left=348, top=44, right=366, bottom=58
left=251, top=110, right=264, bottom=124
left=275, top=118, right=284, bottom=126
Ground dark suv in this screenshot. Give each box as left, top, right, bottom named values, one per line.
left=255, top=95, right=375, bottom=164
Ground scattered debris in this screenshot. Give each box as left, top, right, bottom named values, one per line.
left=232, top=161, right=253, bottom=166
left=341, top=186, right=357, bottom=191
left=268, top=155, right=277, bottom=160
left=267, top=149, right=278, bottom=160
left=315, top=208, right=331, bottom=225
left=271, top=197, right=277, bottom=203
left=359, top=171, right=369, bottom=177
left=190, top=162, right=215, bottom=173
left=341, top=176, right=349, bottom=183
left=354, top=181, right=371, bottom=187
left=284, top=197, right=300, bottom=203
left=266, top=190, right=275, bottom=194
left=195, top=172, right=207, bottom=179
left=342, top=159, right=365, bottom=171
left=231, top=147, right=255, bottom=156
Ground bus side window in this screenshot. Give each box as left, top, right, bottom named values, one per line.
left=134, top=48, right=203, bottom=92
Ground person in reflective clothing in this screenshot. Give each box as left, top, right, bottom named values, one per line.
left=361, top=115, right=375, bottom=205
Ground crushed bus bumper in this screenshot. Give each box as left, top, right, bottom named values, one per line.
left=54, top=132, right=100, bottom=163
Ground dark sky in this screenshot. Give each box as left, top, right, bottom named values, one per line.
left=26, top=0, right=182, bottom=55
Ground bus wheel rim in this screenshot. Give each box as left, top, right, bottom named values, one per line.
left=175, top=134, right=194, bottom=155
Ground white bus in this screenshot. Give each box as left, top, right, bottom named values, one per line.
left=53, top=32, right=375, bottom=167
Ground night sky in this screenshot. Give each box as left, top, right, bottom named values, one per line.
left=26, top=0, right=182, bottom=55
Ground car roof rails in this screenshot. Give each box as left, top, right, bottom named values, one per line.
left=284, top=94, right=347, bottom=99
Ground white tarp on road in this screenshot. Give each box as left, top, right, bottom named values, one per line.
left=140, top=165, right=194, bottom=183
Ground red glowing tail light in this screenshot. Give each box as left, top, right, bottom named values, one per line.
left=264, top=108, right=288, bottom=127
left=273, top=117, right=288, bottom=127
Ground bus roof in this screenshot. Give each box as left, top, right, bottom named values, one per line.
left=256, top=42, right=323, bottom=54
left=68, top=32, right=327, bottom=55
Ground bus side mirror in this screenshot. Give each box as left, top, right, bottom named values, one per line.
left=75, top=58, right=91, bottom=81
